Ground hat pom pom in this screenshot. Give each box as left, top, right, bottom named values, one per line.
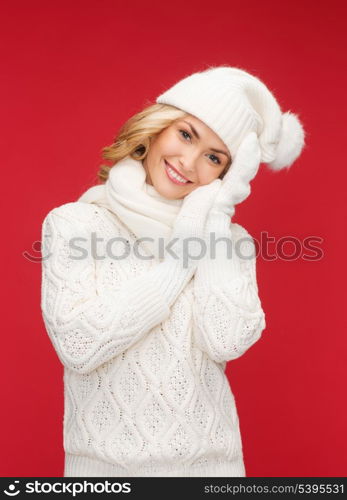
left=267, top=111, right=305, bottom=171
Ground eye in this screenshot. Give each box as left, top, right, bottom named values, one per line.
left=179, top=129, right=192, bottom=141
left=207, top=154, right=221, bottom=165
left=178, top=128, right=222, bottom=165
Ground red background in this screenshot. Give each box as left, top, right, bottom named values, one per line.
left=1, top=0, right=346, bottom=477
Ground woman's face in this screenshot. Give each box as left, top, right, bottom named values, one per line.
left=142, top=114, right=231, bottom=200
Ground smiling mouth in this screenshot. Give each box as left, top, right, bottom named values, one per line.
left=164, top=160, right=192, bottom=185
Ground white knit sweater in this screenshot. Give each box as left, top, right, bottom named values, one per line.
left=40, top=200, right=266, bottom=477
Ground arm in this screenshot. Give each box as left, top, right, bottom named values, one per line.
left=40, top=206, right=196, bottom=375
left=192, top=212, right=266, bottom=363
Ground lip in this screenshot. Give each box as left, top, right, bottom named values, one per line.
left=164, top=160, right=192, bottom=185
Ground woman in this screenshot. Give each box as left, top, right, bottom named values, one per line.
left=40, top=65, right=305, bottom=477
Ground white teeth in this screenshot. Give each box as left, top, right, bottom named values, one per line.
left=167, top=165, right=188, bottom=183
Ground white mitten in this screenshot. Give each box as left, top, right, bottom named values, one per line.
left=145, top=179, right=222, bottom=307
left=210, top=132, right=262, bottom=220
left=168, top=178, right=222, bottom=268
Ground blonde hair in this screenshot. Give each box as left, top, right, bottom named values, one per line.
left=98, top=103, right=188, bottom=182
left=97, top=102, right=231, bottom=183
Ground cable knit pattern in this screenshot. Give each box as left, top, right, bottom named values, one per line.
left=192, top=211, right=266, bottom=363
left=40, top=201, right=266, bottom=477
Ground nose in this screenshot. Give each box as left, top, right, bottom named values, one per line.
left=179, top=156, right=195, bottom=175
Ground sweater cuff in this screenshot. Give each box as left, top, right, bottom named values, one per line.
left=196, top=211, right=241, bottom=287
left=121, top=273, right=171, bottom=328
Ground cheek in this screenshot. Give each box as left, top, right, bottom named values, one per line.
left=197, top=165, right=225, bottom=184
left=155, top=130, right=180, bottom=155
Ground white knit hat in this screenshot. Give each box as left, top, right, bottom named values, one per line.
left=156, top=65, right=305, bottom=171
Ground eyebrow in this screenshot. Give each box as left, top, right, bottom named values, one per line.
left=181, top=120, right=230, bottom=158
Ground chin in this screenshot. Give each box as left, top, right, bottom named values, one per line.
left=155, top=185, right=182, bottom=200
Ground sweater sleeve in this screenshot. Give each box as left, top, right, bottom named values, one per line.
left=40, top=204, right=195, bottom=374
left=192, top=212, right=266, bottom=363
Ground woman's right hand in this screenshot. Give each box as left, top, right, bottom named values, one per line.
left=168, top=179, right=222, bottom=268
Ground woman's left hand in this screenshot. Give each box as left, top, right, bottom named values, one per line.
left=210, top=132, right=262, bottom=219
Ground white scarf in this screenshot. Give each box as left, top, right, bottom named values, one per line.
left=77, top=156, right=183, bottom=260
